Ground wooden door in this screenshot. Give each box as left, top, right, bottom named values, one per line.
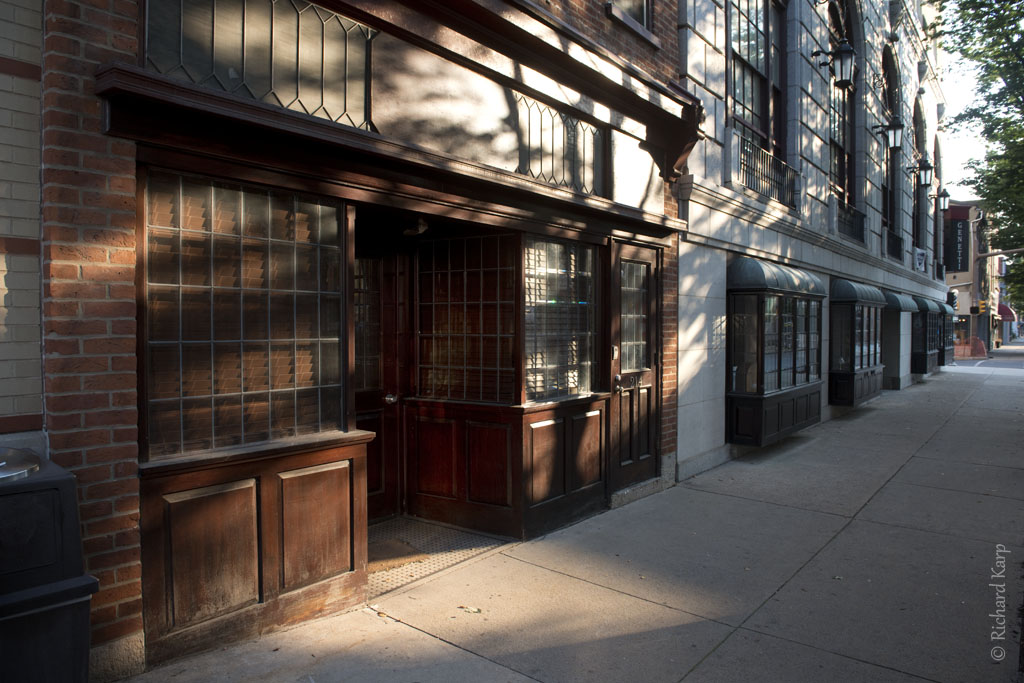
left=609, top=242, right=659, bottom=491
left=354, top=253, right=408, bottom=520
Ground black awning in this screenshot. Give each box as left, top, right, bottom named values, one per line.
left=884, top=292, right=918, bottom=311
left=939, top=302, right=955, bottom=315
left=727, top=257, right=825, bottom=296
left=830, top=279, right=887, bottom=305
left=912, top=296, right=942, bottom=313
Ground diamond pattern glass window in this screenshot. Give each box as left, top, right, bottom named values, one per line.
left=417, top=235, right=517, bottom=403
left=514, top=92, right=605, bottom=196
left=146, top=0, right=376, bottom=130
left=145, top=172, right=345, bottom=459
left=524, top=239, right=597, bottom=402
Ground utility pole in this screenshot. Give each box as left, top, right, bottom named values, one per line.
left=973, top=247, right=1024, bottom=351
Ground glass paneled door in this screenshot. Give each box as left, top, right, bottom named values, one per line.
left=354, top=249, right=409, bottom=521
left=610, top=242, right=659, bottom=491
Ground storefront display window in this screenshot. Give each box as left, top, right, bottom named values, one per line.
left=524, top=238, right=598, bottom=401
left=729, top=293, right=822, bottom=395
left=144, top=172, right=346, bottom=459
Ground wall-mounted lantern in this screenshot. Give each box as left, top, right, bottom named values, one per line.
left=872, top=116, right=904, bottom=149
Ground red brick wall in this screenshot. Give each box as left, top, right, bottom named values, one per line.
left=41, top=0, right=142, bottom=646
left=536, top=0, right=679, bottom=86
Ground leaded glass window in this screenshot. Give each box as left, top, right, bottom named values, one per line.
left=145, top=172, right=345, bottom=459
left=524, top=239, right=597, bottom=402
left=146, top=0, right=376, bottom=130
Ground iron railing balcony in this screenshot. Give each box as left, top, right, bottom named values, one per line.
left=837, top=201, right=865, bottom=242
left=886, top=230, right=903, bottom=261
left=739, top=137, right=798, bottom=208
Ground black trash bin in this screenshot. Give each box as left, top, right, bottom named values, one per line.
left=0, top=449, right=99, bottom=683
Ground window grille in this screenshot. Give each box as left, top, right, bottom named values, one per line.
left=416, top=235, right=517, bottom=403
left=146, top=0, right=376, bottom=129
left=524, top=239, right=597, bottom=402
left=145, top=173, right=344, bottom=459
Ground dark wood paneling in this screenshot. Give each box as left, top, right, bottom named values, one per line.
left=412, top=417, right=457, bottom=498
left=830, top=367, right=883, bottom=407
left=527, top=418, right=565, bottom=505
left=358, top=412, right=384, bottom=494
left=164, top=479, right=259, bottom=629
left=141, top=438, right=369, bottom=665
left=466, top=421, right=512, bottom=507
left=279, top=460, right=352, bottom=592
left=569, top=409, right=602, bottom=490
left=728, top=382, right=823, bottom=447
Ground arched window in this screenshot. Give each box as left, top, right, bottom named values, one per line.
left=881, top=47, right=901, bottom=260
left=829, top=0, right=855, bottom=206
left=912, top=100, right=926, bottom=250
left=933, top=137, right=943, bottom=270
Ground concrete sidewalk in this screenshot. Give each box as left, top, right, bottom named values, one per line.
left=125, top=368, right=1024, bottom=683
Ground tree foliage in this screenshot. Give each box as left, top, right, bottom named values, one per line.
left=934, top=0, right=1024, bottom=309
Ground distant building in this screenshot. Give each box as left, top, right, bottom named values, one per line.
left=945, top=201, right=1001, bottom=354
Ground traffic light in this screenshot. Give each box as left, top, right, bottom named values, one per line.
left=978, top=301, right=988, bottom=314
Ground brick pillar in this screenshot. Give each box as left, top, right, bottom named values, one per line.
left=40, top=0, right=144, bottom=665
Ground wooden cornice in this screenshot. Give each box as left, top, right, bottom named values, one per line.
left=95, top=63, right=687, bottom=239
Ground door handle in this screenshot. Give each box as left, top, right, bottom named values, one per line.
left=384, top=393, right=398, bottom=405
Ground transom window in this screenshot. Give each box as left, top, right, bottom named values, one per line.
left=146, top=0, right=376, bottom=130
left=144, top=172, right=345, bottom=459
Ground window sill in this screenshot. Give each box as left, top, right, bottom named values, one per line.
left=140, top=429, right=376, bottom=477
left=604, top=3, right=662, bottom=49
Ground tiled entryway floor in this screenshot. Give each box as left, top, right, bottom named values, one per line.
left=367, top=517, right=509, bottom=599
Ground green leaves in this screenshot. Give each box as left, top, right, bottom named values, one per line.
left=942, top=0, right=1024, bottom=310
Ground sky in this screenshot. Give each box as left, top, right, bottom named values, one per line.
left=939, top=57, right=984, bottom=201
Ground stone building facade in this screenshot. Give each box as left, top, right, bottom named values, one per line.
left=674, top=0, right=948, bottom=468
left=0, top=0, right=947, bottom=679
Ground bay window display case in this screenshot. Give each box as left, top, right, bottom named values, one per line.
left=726, top=257, right=825, bottom=446
left=829, top=279, right=886, bottom=406
left=938, top=302, right=955, bottom=366
left=911, top=297, right=942, bottom=374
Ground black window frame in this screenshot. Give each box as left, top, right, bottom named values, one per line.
left=727, top=291, right=822, bottom=396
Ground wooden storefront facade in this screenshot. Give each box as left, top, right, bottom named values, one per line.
left=69, top=0, right=702, bottom=664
